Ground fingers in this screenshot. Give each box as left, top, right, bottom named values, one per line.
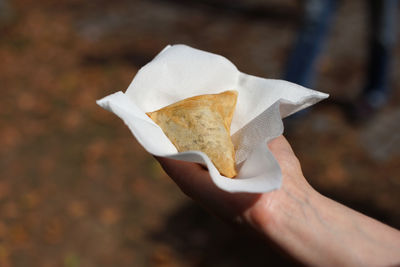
left=156, top=135, right=294, bottom=198
left=155, top=156, right=205, bottom=186
left=155, top=156, right=261, bottom=222
left=154, top=156, right=223, bottom=200
left=267, top=135, right=294, bottom=154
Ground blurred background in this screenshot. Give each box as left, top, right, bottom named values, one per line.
left=1, top=0, right=399, bottom=266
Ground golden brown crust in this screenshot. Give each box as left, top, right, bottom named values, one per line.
left=147, top=90, right=238, bottom=178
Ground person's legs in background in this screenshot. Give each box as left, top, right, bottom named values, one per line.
left=351, top=0, right=399, bottom=120
left=0, top=0, right=13, bottom=23
left=283, top=0, right=338, bottom=126
left=283, top=0, right=338, bottom=88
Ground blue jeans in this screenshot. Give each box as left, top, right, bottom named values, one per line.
left=365, top=0, right=398, bottom=107
left=283, top=0, right=398, bottom=107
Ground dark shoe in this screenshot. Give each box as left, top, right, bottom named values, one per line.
left=346, top=97, right=379, bottom=124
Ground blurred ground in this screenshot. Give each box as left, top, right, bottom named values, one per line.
left=0, top=0, right=399, bottom=266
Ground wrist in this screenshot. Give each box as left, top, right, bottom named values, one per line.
left=247, top=173, right=316, bottom=236
left=264, top=178, right=318, bottom=238
left=245, top=169, right=400, bottom=266
left=254, top=177, right=400, bottom=266
left=249, top=176, right=334, bottom=265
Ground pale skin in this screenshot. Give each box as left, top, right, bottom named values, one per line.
left=155, top=135, right=400, bottom=267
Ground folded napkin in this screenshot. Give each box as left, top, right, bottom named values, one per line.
left=97, top=44, right=328, bottom=193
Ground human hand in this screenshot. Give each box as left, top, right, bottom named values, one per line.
left=155, top=135, right=400, bottom=266
left=155, top=135, right=314, bottom=233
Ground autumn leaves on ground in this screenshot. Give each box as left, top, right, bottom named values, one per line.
left=1, top=0, right=399, bottom=266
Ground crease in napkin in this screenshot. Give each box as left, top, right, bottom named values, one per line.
left=97, top=44, right=328, bottom=193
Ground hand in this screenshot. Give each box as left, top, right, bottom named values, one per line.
left=155, top=135, right=313, bottom=233
left=156, top=135, right=400, bottom=266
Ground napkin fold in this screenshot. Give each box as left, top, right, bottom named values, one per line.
left=97, top=44, right=328, bottom=193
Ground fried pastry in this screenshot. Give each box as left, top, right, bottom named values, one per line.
left=147, top=90, right=238, bottom=178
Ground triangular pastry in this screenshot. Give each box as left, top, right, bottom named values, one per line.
left=147, top=90, right=238, bottom=178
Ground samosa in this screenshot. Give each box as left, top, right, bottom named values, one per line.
left=147, top=90, right=238, bottom=178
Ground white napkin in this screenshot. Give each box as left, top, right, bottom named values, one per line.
left=97, top=44, right=328, bottom=193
